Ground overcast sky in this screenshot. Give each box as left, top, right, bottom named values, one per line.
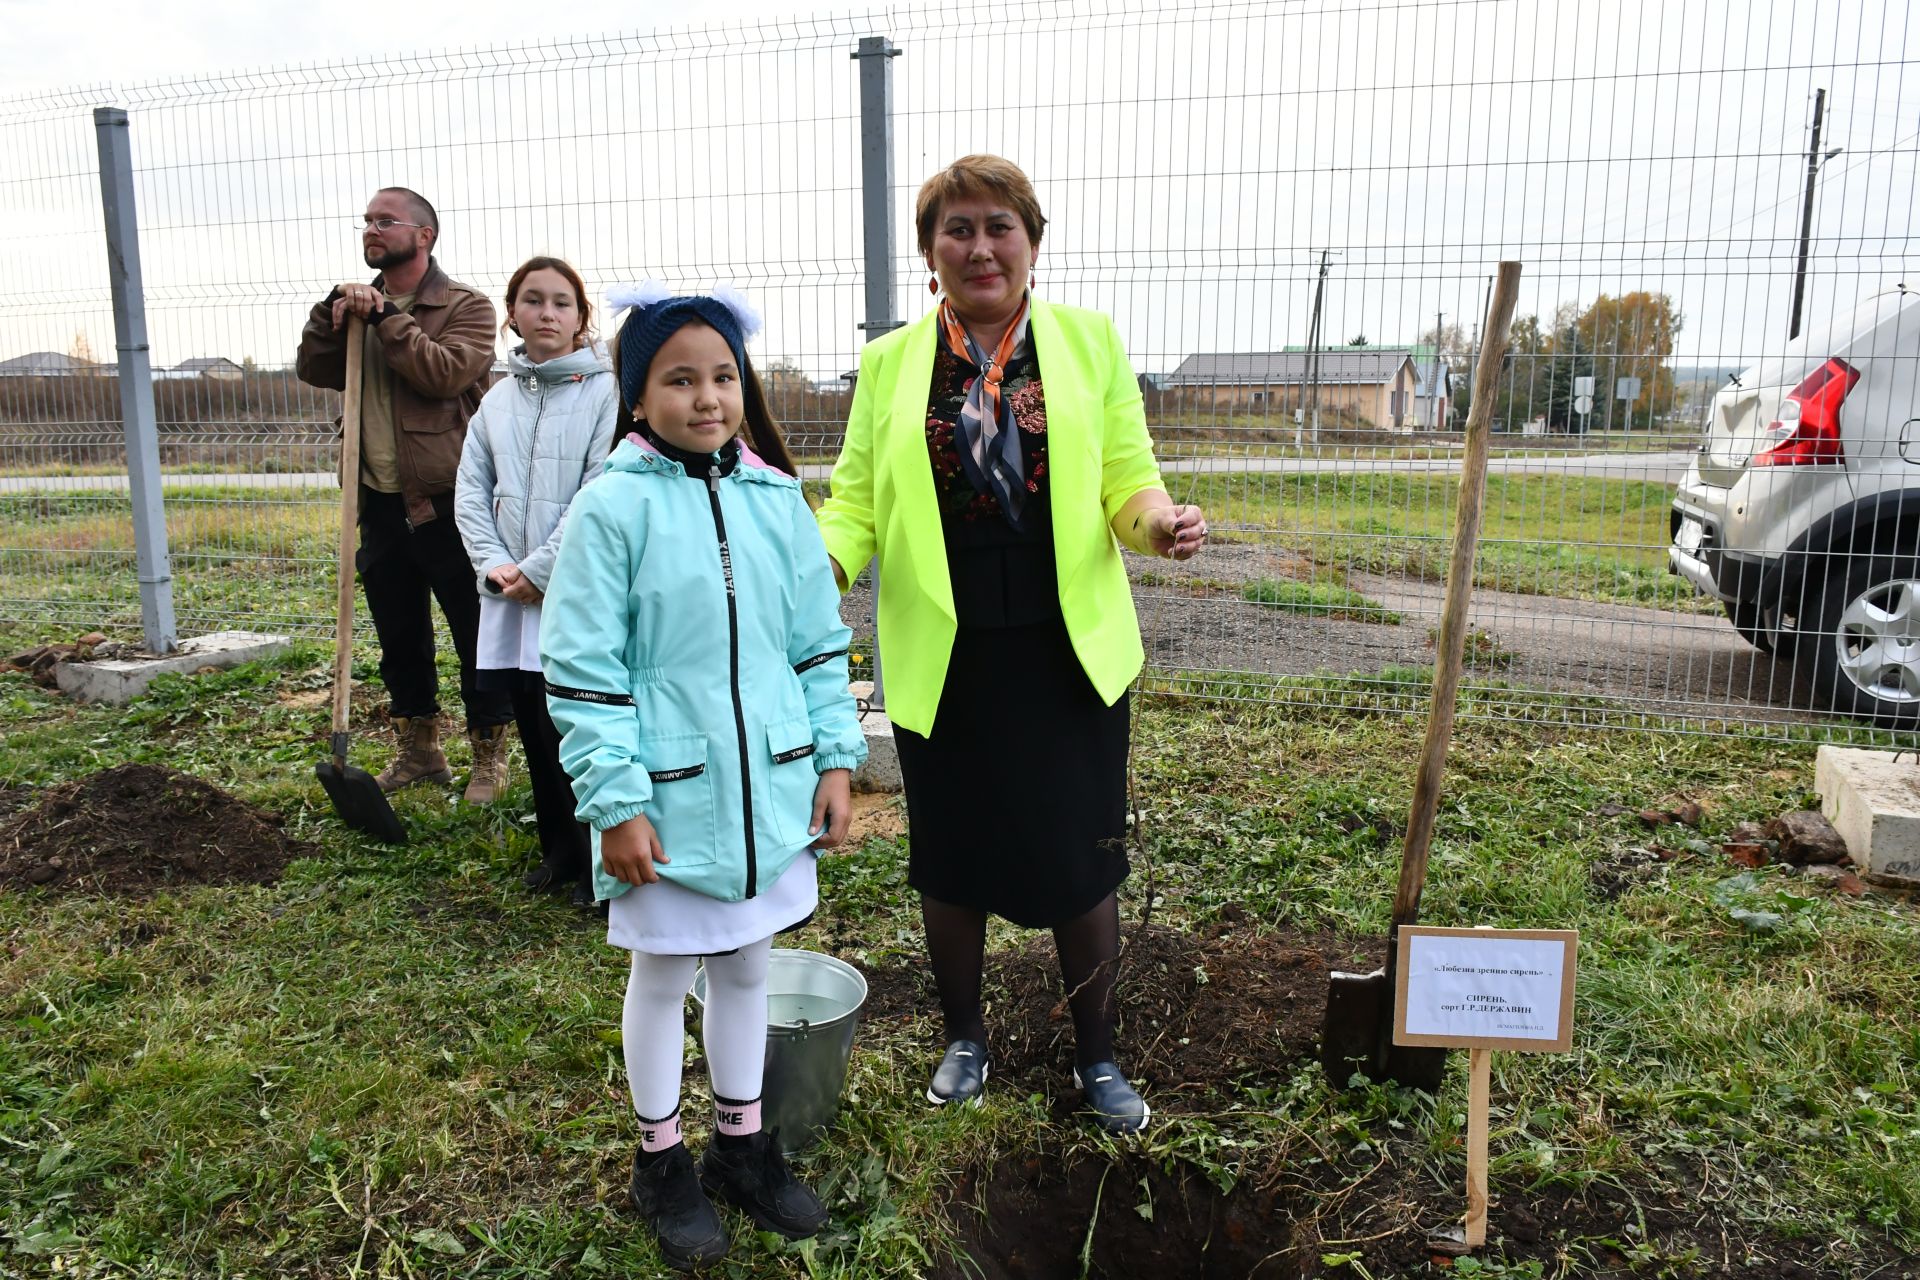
left=0, top=0, right=842, bottom=92
left=1, top=0, right=1915, bottom=387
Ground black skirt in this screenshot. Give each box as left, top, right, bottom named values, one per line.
left=895, top=613, right=1131, bottom=928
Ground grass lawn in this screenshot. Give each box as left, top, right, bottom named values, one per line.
left=0, top=643, right=1915, bottom=1277
left=1176, top=471, right=1709, bottom=612
left=3, top=471, right=1703, bottom=646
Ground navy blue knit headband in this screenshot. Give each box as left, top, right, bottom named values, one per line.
left=608, top=283, right=763, bottom=418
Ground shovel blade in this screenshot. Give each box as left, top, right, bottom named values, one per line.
left=1321, top=968, right=1451, bottom=1091
left=1322, top=968, right=1390, bottom=1086
left=316, top=759, right=407, bottom=844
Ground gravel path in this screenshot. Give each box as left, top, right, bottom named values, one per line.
left=1128, top=539, right=1819, bottom=726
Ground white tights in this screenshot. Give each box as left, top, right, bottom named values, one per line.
left=622, top=935, right=772, bottom=1121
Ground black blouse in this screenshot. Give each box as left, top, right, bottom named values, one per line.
left=923, top=335, right=1060, bottom=629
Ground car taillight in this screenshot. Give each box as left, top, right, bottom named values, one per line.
left=1752, top=357, right=1861, bottom=466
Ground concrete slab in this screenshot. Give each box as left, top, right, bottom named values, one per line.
left=848, top=681, right=902, bottom=794
left=1815, top=745, right=1920, bottom=880
left=55, top=631, right=291, bottom=705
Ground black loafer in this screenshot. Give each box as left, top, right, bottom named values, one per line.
left=926, top=1039, right=990, bottom=1107
left=1073, top=1060, right=1151, bottom=1134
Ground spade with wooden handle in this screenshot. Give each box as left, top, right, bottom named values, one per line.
left=314, top=315, right=406, bottom=844
left=1320, top=261, right=1523, bottom=1088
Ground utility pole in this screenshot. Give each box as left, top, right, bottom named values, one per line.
left=1434, top=309, right=1445, bottom=428
left=1303, top=249, right=1334, bottom=446
left=852, top=34, right=901, bottom=711
left=1789, top=88, right=1840, bottom=342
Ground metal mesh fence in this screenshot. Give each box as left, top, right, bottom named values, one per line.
left=2, top=0, right=1917, bottom=746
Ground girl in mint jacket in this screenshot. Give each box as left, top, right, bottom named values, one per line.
left=539, top=285, right=861, bottom=1268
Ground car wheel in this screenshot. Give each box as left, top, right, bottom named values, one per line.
left=1809, top=556, right=1920, bottom=726
left=1724, top=599, right=1775, bottom=655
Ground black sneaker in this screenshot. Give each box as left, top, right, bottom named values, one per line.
left=629, top=1145, right=728, bottom=1271
left=925, top=1039, right=990, bottom=1107
left=698, top=1131, right=828, bottom=1240
left=1072, top=1060, right=1152, bottom=1135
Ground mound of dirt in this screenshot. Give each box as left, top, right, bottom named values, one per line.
left=0, top=764, right=312, bottom=896
left=864, top=912, right=1384, bottom=1102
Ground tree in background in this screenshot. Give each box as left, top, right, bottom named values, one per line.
left=1487, top=312, right=1549, bottom=430
left=758, top=357, right=815, bottom=423
left=1575, top=291, right=1682, bottom=428
left=1541, top=309, right=1596, bottom=431
left=68, top=330, right=95, bottom=367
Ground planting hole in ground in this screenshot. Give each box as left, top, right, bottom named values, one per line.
left=932, top=1149, right=1298, bottom=1280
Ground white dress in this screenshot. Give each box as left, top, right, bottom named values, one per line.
left=476, top=595, right=543, bottom=674
left=607, top=850, right=818, bottom=955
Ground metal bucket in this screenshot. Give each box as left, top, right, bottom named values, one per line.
left=691, top=948, right=867, bottom=1154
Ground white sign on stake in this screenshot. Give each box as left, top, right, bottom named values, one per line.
left=1393, top=926, right=1579, bottom=1252
left=1395, top=927, right=1577, bottom=1050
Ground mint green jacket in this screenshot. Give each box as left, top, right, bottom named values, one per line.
left=815, top=300, right=1165, bottom=736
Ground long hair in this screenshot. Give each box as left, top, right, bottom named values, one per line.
left=609, top=317, right=799, bottom=478
left=737, top=354, right=800, bottom=478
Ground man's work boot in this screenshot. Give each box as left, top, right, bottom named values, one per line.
left=463, top=724, right=511, bottom=806
left=375, top=715, right=452, bottom=793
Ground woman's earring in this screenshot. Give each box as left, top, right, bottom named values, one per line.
left=928, top=275, right=939, bottom=296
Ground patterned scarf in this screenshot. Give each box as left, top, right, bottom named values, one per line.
left=938, top=294, right=1032, bottom=530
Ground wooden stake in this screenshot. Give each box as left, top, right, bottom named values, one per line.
left=1465, top=1046, right=1492, bottom=1247
left=1389, top=260, right=1524, bottom=931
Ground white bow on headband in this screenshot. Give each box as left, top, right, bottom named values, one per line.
left=606, top=280, right=764, bottom=341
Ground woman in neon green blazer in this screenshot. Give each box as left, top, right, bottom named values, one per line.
left=815, top=155, right=1206, bottom=1133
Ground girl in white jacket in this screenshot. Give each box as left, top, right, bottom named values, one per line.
left=455, top=256, right=618, bottom=904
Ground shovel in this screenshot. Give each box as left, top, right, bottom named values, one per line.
left=315, top=315, right=406, bottom=844
left=1321, top=261, right=1523, bottom=1089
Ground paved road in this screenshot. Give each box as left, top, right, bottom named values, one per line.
left=0, top=450, right=1697, bottom=493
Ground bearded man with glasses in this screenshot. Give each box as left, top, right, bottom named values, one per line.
left=296, top=187, right=514, bottom=803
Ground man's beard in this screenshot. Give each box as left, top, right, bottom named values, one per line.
left=364, top=241, right=421, bottom=272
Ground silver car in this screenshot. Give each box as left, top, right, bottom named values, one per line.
left=1669, top=285, right=1920, bottom=724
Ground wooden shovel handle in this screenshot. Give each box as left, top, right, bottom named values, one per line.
left=330, top=316, right=365, bottom=750
left=1391, top=262, right=1524, bottom=928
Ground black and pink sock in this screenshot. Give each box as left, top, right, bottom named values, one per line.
left=635, top=1108, right=682, bottom=1165
left=712, top=1095, right=762, bottom=1150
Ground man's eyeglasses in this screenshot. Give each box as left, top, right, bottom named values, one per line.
left=358, top=217, right=426, bottom=233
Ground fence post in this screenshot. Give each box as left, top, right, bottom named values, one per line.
left=93, top=106, right=177, bottom=655
left=852, top=35, right=901, bottom=710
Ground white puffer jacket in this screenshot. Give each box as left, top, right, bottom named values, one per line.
left=455, top=343, right=618, bottom=593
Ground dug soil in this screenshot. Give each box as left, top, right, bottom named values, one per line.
left=863, top=907, right=1381, bottom=1102
left=865, top=920, right=1913, bottom=1279
left=0, top=763, right=312, bottom=896
left=932, top=1143, right=1914, bottom=1279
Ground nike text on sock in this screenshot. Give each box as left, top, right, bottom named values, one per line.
left=713, top=1095, right=762, bottom=1137
left=638, top=1108, right=682, bottom=1153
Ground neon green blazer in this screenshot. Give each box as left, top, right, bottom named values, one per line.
left=815, top=299, right=1165, bottom=737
